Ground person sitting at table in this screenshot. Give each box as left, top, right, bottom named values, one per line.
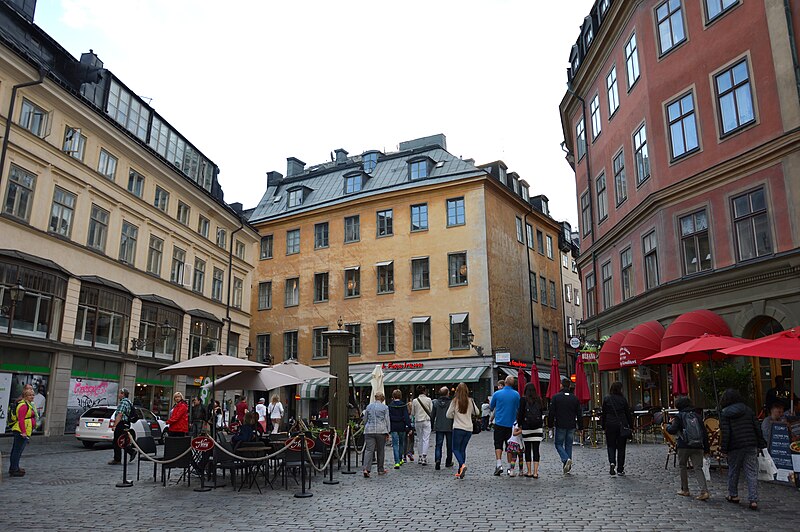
left=232, top=412, right=258, bottom=450
left=760, top=402, right=787, bottom=442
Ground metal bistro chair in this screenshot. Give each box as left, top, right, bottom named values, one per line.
left=660, top=423, right=678, bottom=469
left=136, top=435, right=161, bottom=482
left=704, top=417, right=724, bottom=469
left=213, top=438, right=248, bottom=488
left=635, top=413, right=655, bottom=444
left=161, top=436, right=192, bottom=487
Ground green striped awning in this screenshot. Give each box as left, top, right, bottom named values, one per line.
left=298, top=366, right=487, bottom=399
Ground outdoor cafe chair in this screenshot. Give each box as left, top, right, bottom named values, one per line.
left=634, top=413, right=655, bottom=444
left=213, top=439, right=247, bottom=488
left=660, top=424, right=678, bottom=469
left=235, top=441, right=269, bottom=493
left=276, top=444, right=312, bottom=490
left=161, top=436, right=192, bottom=487
left=136, top=435, right=161, bottom=482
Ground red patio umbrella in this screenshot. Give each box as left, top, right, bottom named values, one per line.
left=672, top=364, right=688, bottom=396
left=546, top=357, right=561, bottom=400
left=619, top=321, right=665, bottom=367
left=598, top=330, right=629, bottom=372
left=517, top=367, right=527, bottom=395
left=529, top=361, right=542, bottom=396
left=575, top=357, right=590, bottom=404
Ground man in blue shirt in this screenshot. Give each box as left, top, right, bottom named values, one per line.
left=489, top=376, right=520, bottom=476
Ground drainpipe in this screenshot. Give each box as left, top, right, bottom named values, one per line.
left=566, top=83, right=599, bottom=323
left=523, top=209, right=537, bottom=363
left=0, top=68, right=47, bottom=191
left=225, top=215, right=245, bottom=357
left=784, top=0, right=800, bottom=102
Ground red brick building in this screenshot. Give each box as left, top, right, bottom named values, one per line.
left=559, top=0, right=800, bottom=407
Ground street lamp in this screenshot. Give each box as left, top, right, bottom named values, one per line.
left=244, top=343, right=253, bottom=357
left=467, top=329, right=484, bottom=357
left=1, top=279, right=26, bottom=334
left=130, top=319, right=173, bottom=350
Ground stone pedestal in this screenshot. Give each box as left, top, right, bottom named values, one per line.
left=322, top=330, right=353, bottom=431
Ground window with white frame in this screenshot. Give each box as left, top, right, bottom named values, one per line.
left=188, top=318, right=220, bottom=358
left=581, top=192, right=591, bottom=236
left=260, top=235, right=273, bottom=259
left=448, top=253, right=468, bottom=286
left=565, top=283, right=573, bottom=303
left=621, top=247, right=633, bottom=301
left=212, top=268, right=223, bottom=301
left=576, top=117, right=586, bottom=160
left=706, top=0, right=737, bottom=22
left=198, top=216, right=210, bottom=238
left=625, top=33, right=640, bottom=88
left=314, top=222, right=329, bottom=249
left=526, top=223, right=534, bottom=249
left=715, top=59, right=755, bottom=136
left=192, top=258, right=205, bottom=293
left=232, top=277, right=243, bottom=309
left=177, top=201, right=190, bottom=225
left=667, top=92, right=699, bottom=159
left=585, top=273, right=595, bottom=318
left=411, top=204, right=428, bottom=231
left=601, top=261, right=613, bottom=310
left=546, top=235, right=554, bottom=259
left=19, top=98, right=48, bottom=137
left=656, top=0, right=686, bottom=55
left=596, top=173, right=608, bottom=222
left=154, top=186, right=169, bottom=212
left=287, top=189, right=303, bottom=208
left=409, top=160, right=428, bottom=180
left=680, top=209, right=712, bottom=274
left=49, top=186, right=76, bottom=237
left=128, top=169, right=144, bottom=198
left=170, top=247, right=186, bottom=285
left=285, top=278, right=299, bottom=307
left=118, top=221, right=138, bottom=266
left=607, top=66, right=619, bottom=115
left=732, top=188, right=772, bottom=261
left=87, top=204, right=109, bottom=252
left=344, top=174, right=362, bottom=194
left=147, top=235, right=163, bottom=276
left=4, top=165, right=36, bottom=221
left=313, top=327, right=329, bottom=358
left=590, top=94, right=602, bottom=139
left=97, top=149, right=118, bottom=180
left=62, top=126, right=86, bottom=161
left=633, top=124, right=650, bottom=185
left=613, top=151, right=627, bottom=206
left=286, top=229, right=300, bottom=255
left=378, top=320, right=395, bottom=353
left=643, top=231, right=659, bottom=289
left=258, top=281, right=272, bottom=310
left=216, top=228, right=227, bottom=249
left=344, top=215, right=360, bottom=243
left=377, top=209, right=393, bottom=237
left=516, top=217, right=524, bottom=243
left=235, top=240, right=245, bottom=260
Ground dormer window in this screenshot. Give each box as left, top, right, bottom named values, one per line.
left=409, top=158, right=431, bottom=180
left=287, top=188, right=304, bottom=208
left=521, top=183, right=530, bottom=202
left=584, top=21, right=594, bottom=49
left=362, top=152, right=379, bottom=174
left=498, top=166, right=507, bottom=185
left=344, top=173, right=364, bottom=194
left=600, top=0, right=610, bottom=15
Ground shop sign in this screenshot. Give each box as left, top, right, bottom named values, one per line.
left=495, top=352, right=511, bottom=363
left=381, top=362, right=424, bottom=370
left=619, top=347, right=636, bottom=367
left=191, top=435, right=215, bottom=452
left=580, top=351, right=598, bottom=362
left=569, top=337, right=582, bottom=349
left=509, top=360, right=529, bottom=369
left=319, top=429, right=339, bottom=446
left=66, top=377, right=119, bottom=434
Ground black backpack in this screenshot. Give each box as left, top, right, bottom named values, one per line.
left=525, top=401, right=543, bottom=429
left=681, top=412, right=704, bottom=448
left=127, top=401, right=141, bottom=424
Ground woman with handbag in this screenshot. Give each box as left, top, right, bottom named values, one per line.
left=517, top=382, right=544, bottom=478
left=446, top=382, right=480, bottom=479
left=600, top=381, right=633, bottom=476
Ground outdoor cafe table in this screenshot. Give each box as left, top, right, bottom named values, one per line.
left=235, top=444, right=271, bottom=492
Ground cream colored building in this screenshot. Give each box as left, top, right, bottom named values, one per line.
left=248, top=135, right=565, bottom=410
left=0, top=3, right=257, bottom=438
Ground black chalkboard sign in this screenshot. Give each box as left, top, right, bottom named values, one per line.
left=768, top=422, right=792, bottom=480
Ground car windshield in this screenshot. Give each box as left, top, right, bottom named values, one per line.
left=82, top=407, right=114, bottom=419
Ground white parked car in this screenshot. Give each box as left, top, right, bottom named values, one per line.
left=75, top=406, right=166, bottom=448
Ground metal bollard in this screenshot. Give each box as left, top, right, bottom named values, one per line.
left=294, top=431, right=313, bottom=498
left=116, top=431, right=133, bottom=488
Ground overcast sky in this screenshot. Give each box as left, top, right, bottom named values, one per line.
left=35, top=0, right=594, bottom=226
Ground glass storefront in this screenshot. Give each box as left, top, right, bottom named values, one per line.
left=65, top=356, right=121, bottom=434
left=135, top=366, right=173, bottom=418
left=0, top=349, right=52, bottom=434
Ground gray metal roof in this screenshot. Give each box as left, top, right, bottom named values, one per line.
left=248, top=146, right=488, bottom=224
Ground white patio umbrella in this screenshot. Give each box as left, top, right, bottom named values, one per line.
left=369, top=364, right=385, bottom=403
left=270, top=359, right=336, bottom=381
left=201, top=368, right=303, bottom=391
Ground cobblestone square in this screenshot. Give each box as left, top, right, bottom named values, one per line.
left=2, top=432, right=798, bottom=531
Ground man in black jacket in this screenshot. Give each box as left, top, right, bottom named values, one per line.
left=190, top=396, right=207, bottom=437
left=430, top=386, right=454, bottom=470
left=548, top=378, right=582, bottom=474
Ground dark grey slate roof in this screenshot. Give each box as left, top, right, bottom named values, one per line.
left=0, top=249, right=71, bottom=275
left=77, top=275, right=131, bottom=295
left=139, top=294, right=184, bottom=311
left=187, top=308, right=223, bottom=323
left=248, top=146, right=487, bottom=223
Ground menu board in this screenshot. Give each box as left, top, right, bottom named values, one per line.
left=768, top=421, right=800, bottom=483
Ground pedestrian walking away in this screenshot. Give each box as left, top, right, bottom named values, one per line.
left=446, top=382, right=480, bottom=479
left=667, top=396, right=710, bottom=500
left=255, top=398, right=268, bottom=433
left=481, top=398, right=491, bottom=432
left=720, top=388, right=767, bottom=511
left=108, top=388, right=136, bottom=465
left=268, top=396, right=284, bottom=434
left=235, top=395, right=249, bottom=425
left=388, top=389, right=412, bottom=469
left=362, top=392, right=391, bottom=477
left=166, top=392, right=189, bottom=437
left=430, top=386, right=454, bottom=470
left=412, top=385, right=434, bottom=465
left=548, top=378, right=582, bottom=475
left=517, top=382, right=544, bottom=478
left=489, top=376, right=521, bottom=476
left=600, top=381, right=633, bottom=477
left=8, top=386, right=36, bottom=477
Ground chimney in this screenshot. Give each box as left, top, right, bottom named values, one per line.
left=267, top=171, right=283, bottom=187
left=286, top=157, right=305, bottom=177
left=334, top=149, right=349, bottom=164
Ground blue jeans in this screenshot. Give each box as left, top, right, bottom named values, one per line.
left=391, top=431, right=406, bottom=464
left=452, top=428, right=472, bottom=467
left=10, top=432, right=28, bottom=472
left=434, top=431, right=453, bottom=464
left=727, top=447, right=759, bottom=502
left=554, top=427, right=575, bottom=464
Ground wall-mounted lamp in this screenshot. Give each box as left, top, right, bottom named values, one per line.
left=131, top=319, right=173, bottom=350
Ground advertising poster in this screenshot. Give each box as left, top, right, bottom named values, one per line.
left=65, top=378, right=119, bottom=434
left=4, top=374, right=49, bottom=434
left=0, top=373, right=12, bottom=433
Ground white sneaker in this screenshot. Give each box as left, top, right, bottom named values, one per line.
left=565, top=458, right=573, bottom=474
left=507, top=468, right=517, bottom=477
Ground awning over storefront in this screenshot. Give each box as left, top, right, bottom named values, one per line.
left=661, top=309, right=731, bottom=350
left=598, top=330, right=629, bottom=372
left=500, top=366, right=551, bottom=381
left=619, top=321, right=665, bottom=367
left=298, top=366, right=488, bottom=399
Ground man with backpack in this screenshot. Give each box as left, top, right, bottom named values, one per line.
left=108, top=388, right=137, bottom=465
left=667, top=396, right=710, bottom=500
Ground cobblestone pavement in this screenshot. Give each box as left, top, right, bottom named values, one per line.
left=2, top=432, right=798, bottom=531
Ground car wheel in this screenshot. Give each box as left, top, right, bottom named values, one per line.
left=82, top=441, right=95, bottom=449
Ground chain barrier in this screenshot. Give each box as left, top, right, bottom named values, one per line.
left=126, top=431, right=295, bottom=464
left=302, top=425, right=350, bottom=473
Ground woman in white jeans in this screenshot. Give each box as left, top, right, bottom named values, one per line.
left=411, top=385, right=433, bottom=465
left=268, top=395, right=284, bottom=434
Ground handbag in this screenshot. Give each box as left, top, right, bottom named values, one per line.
left=471, top=400, right=482, bottom=434
left=609, top=398, right=632, bottom=439
left=757, top=450, right=778, bottom=481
